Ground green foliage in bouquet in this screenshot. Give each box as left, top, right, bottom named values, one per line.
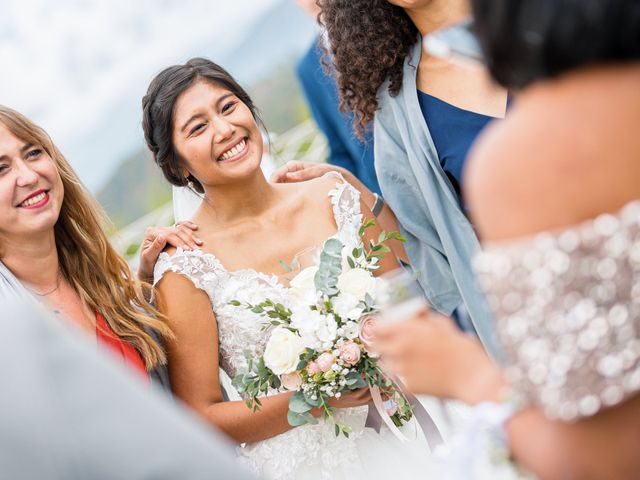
left=230, top=219, right=412, bottom=437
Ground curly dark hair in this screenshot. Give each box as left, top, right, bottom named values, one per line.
left=142, top=58, right=260, bottom=194
left=318, top=0, right=418, bottom=136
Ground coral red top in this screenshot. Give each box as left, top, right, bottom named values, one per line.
left=95, top=312, right=148, bottom=381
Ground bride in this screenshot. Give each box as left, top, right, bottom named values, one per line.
left=141, top=58, right=429, bottom=479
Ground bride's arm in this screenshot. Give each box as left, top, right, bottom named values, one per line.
left=156, top=272, right=295, bottom=444
left=156, top=272, right=371, bottom=444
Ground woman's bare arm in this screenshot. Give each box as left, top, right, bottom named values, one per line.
left=157, top=271, right=372, bottom=443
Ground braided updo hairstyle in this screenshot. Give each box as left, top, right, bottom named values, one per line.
left=142, top=58, right=260, bottom=193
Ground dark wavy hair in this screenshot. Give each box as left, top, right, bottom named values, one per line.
left=142, top=58, right=260, bottom=194
left=472, top=0, right=640, bottom=89
left=318, top=0, right=418, bottom=136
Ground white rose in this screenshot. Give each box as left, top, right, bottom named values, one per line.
left=332, top=293, right=364, bottom=320
left=316, top=314, right=338, bottom=343
left=263, top=327, right=306, bottom=375
left=289, top=266, right=318, bottom=304
left=337, top=268, right=376, bottom=301
left=290, top=305, right=322, bottom=349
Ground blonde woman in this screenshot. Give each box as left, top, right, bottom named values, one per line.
left=0, top=105, right=174, bottom=379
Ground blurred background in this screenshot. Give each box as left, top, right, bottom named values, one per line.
left=0, top=0, right=327, bottom=254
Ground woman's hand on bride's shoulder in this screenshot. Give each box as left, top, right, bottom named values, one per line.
left=271, top=161, right=349, bottom=184
left=137, top=221, right=203, bottom=282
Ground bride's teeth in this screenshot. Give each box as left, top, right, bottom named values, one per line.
left=220, top=139, right=246, bottom=161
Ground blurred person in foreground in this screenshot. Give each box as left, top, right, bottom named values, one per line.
left=374, top=0, right=640, bottom=478
left=0, top=299, right=255, bottom=479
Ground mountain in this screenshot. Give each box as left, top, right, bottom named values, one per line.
left=213, top=0, right=317, bottom=85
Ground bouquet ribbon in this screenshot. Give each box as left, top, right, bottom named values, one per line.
left=366, top=376, right=444, bottom=451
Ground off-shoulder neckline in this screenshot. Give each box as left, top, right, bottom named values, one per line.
left=156, top=173, right=361, bottom=283
left=481, top=199, right=640, bottom=250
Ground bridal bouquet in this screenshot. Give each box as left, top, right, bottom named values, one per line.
left=230, top=220, right=414, bottom=437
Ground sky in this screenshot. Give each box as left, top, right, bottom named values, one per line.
left=0, top=0, right=280, bottom=189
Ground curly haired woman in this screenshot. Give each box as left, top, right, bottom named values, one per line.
left=273, top=0, right=508, bottom=355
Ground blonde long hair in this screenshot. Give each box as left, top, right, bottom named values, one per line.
left=0, top=106, right=172, bottom=369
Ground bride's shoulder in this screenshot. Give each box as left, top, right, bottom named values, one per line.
left=305, top=171, right=349, bottom=192
left=280, top=171, right=351, bottom=203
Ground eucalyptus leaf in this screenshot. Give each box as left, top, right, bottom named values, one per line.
left=314, top=238, right=343, bottom=296
left=289, top=391, right=313, bottom=413
left=287, top=410, right=311, bottom=427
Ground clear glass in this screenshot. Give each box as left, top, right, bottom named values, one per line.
left=377, top=268, right=429, bottom=324
left=377, top=268, right=452, bottom=428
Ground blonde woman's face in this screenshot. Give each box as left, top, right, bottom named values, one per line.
left=0, top=124, right=63, bottom=241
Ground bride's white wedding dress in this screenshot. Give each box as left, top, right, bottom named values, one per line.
left=155, top=175, right=433, bottom=480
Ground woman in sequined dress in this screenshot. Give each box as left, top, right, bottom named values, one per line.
left=374, top=0, right=640, bottom=478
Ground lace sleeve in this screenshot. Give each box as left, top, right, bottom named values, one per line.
left=153, top=248, right=224, bottom=293
left=325, top=172, right=364, bottom=248
left=473, top=201, right=640, bottom=421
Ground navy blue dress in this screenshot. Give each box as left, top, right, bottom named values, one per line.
left=417, top=90, right=497, bottom=210
left=417, top=90, right=501, bottom=331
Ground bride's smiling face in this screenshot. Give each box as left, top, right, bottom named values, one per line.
left=171, top=79, right=263, bottom=187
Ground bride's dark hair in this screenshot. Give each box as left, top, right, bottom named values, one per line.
left=142, top=58, right=261, bottom=194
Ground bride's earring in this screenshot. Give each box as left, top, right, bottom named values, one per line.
left=183, top=170, right=194, bottom=190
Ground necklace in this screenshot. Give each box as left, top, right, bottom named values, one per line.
left=24, top=268, right=62, bottom=297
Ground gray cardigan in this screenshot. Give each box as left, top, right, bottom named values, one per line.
left=373, top=39, right=499, bottom=357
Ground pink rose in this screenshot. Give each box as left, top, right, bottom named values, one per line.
left=281, top=371, right=303, bottom=390
left=358, top=315, right=377, bottom=351
left=316, top=352, right=335, bottom=372
left=306, top=361, right=321, bottom=376
left=337, top=341, right=361, bottom=366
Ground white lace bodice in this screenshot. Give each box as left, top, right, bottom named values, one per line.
left=154, top=174, right=370, bottom=479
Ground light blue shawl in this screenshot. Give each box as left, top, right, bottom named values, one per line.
left=373, top=39, right=500, bottom=357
